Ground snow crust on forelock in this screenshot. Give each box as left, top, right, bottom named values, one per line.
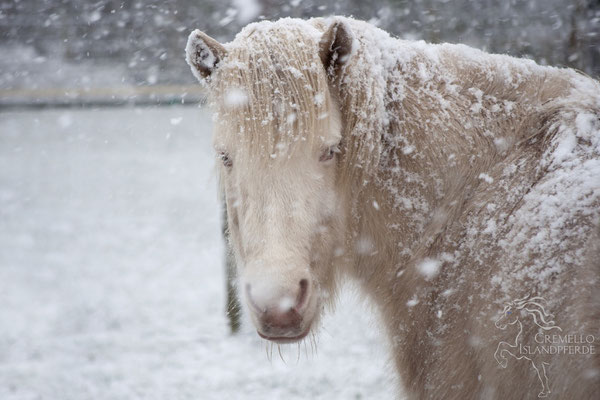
left=206, top=16, right=599, bottom=309
left=210, top=18, right=332, bottom=158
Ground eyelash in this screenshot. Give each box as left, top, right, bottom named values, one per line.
left=219, top=152, right=233, bottom=167
left=319, top=145, right=339, bottom=162
left=219, top=146, right=339, bottom=166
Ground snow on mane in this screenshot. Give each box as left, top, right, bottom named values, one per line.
left=210, top=19, right=333, bottom=159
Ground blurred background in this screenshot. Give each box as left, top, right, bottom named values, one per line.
left=0, top=1, right=598, bottom=399
left=1, top=0, right=598, bottom=106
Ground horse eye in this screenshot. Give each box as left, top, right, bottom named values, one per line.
left=219, top=152, right=233, bottom=168
left=319, top=145, right=338, bottom=162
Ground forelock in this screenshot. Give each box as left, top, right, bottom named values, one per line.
left=212, top=21, right=333, bottom=158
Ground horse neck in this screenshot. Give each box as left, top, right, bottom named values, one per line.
left=341, top=55, right=548, bottom=347
left=339, top=44, right=577, bottom=379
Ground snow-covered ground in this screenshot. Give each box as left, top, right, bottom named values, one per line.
left=0, top=106, right=395, bottom=399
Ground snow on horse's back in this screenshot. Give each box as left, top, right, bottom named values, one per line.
left=186, top=16, right=600, bottom=399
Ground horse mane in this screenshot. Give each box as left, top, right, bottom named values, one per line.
left=510, top=295, right=562, bottom=330
left=311, top=18, right=387, bottom=182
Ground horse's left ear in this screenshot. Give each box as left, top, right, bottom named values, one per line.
left=185, top=29, right=227, bottom=83
left=319, top=20, right=355, bottom=77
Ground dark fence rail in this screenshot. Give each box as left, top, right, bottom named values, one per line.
left=0, top=85, right=206, bottom=110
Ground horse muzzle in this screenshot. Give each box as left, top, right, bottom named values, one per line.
left=245, top=278, right=314, bottom=343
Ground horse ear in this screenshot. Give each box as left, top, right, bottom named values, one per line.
left=318, top=20, right=354, bottom=77
left=185, top=29, right=227, bottom=83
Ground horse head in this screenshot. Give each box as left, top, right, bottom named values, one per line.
left=186, top=19, right=356, bottom=343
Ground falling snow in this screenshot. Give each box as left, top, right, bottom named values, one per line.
left=0, top=107, right=393, bottom=400
left=416, top=258, right=442, bottom=280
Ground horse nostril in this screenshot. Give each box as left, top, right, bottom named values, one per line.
left=299, top=279, right=308, bottom=290
left=296, top=279, right=309, bottom=311
left=245, top=278, right=311, bottom=319
left=245, top=283, right=265, bottom=314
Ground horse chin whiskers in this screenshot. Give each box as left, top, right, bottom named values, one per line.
left=259, top=326, right=319, bottom=364
left=277, top=344, right=286, bottom=364
left=265, top=341, right=274, bottom=363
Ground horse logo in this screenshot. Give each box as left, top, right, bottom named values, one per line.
left=494, top=295, right=563, bottom=398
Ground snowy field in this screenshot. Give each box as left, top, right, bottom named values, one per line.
left=0, top=106, right=395, bottom=400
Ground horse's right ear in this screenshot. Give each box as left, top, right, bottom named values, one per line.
left=319, top=20, right=355, bottom=78
left=185, top=29, right=227, bottom=83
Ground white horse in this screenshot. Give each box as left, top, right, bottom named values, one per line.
left=186, top=16, right=600, bottom=399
